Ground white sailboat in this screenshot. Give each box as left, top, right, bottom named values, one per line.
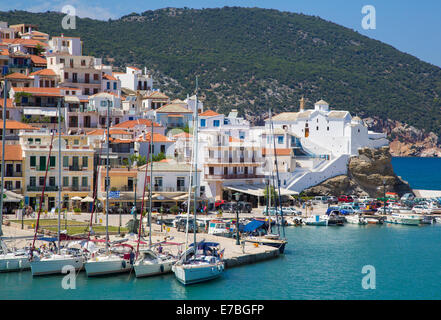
left=0, top=240, right=31, bottom=272
left=172, top=79, right=225, bottom=285
left=84, top=100, right=134, bottom=277
left=30, top=102, right=87, bottom=276
left=134, top=248, right=177, bottom=277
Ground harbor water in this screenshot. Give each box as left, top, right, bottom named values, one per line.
left=1, top=157, right=441, bottom=300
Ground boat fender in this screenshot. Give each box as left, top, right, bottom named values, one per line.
left=160, top=265, right=164, bottom=273
left=122, top=260, right=126, bottom=269
left=217, top=264, right=222, bottom=272
left=211, top=267, right=215, bottom=273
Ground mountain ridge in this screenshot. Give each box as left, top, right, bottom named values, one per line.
left=1, top=7, right=441, bottom=143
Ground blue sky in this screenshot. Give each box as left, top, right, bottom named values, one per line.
left=4, top=0, right=441, bottom=67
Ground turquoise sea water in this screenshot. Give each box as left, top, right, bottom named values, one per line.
left=1, top=157, right=441, bottom=300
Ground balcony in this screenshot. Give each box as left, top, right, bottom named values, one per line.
left=63, top=186, right=90, bottom=192
left=68, top=165, right=83, bottom=172
left=27, top=185, right=59, bottom=192
left=204, top=174, right=264, bottom=180
left=5, top=172, right=22, bottom=178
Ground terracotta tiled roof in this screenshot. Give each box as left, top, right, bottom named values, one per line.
left=111, top=119, right=161, bottom=129
left=29, top=55, right=47, bottom=65
left=86, top=129, right=131, bottom=136
left=199, top=110, right=220, bottom=117
left=173, top=132, right=192, bottom=139
left=12, top=87, right=63, bottom=97
left=261, top=148, right=292, bottom=156
left=103, top=73, right=117, bottom=81
left=5, top=72, right=32, bottom=80
left=1, top=38, right=47, bottom=48
left=30, top=68, right=56, bottom=76
left=0, top=49, right=9, bottom=56
left=136, top=132, right=172, bottom=143
left=0, top=99, right=14, bottom=109
left=4, top=120, right=38, bottom=130
left=0, top=143, right=23, bottom=161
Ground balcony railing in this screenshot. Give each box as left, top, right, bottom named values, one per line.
left=5, top=172, right=22, bottom=178
left=63, top=186, right=90, bottom=191
left=68, top=165, right=83, bottom=171
left=204, top=174, right=263, bottom=180
left=27, top=185, right=59, bottom=192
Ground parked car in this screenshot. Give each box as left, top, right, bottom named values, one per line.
left=312, top=196, right=328, bottom=205
left=401, top=193, right=415, bottom=201
left=338, top=195, right=353, bottom=203
left=358, top=196, right=372, bottom=203
left=327, top=196, right=338, bottom=204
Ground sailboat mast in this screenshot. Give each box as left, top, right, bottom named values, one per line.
left=148, top=120, right=153, bottom=247
left=0, top=78, right=7, bottom=237
left=193, top=77, right=199, bottom=249
left=269, top=109, right=285, bottom=238
left=106, top=99, right=110, bottom=252
left=57, top=100, right=62, bottom=253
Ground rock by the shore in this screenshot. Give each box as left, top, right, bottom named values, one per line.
left=303, top=146, right=412, bottom=197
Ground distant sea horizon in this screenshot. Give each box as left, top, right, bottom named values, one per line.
left=391, top=157, right=441, bottom=191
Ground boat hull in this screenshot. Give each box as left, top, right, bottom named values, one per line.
left=385, top=216, right=421, bottom=226
left=30, top=256, right=84, bottom=276
left=84, top=258, right=132, bottom=277
left=134, top=260, right=175, bottom=278
left=172, top=262, right=224, bottom=285
left=0, top=255, right=30, bottom=272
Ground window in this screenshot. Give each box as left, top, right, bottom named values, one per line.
left=49, top=177, right=55, bottom=186
left=278, top=136, right=284, bottom=144
left=113, top=82, right=117, bottom=90
left=82, top=156, right=88, bottom=167
left=177, top=177, right=185, bottom=191
left=39, top=176, right=45, bottom=186
left=94, top=74, right=99, bottom=81
left=107, top=82, right=110, bottom=90
left=160, top=145, right=166, bottom=154
left=39, top=156, right=46, bottom=171
left=85, top=88, right=90, bottom=95
left=50, top=156, right=56, bottom=167
left=74, top=140, right=79, bottom=145
left=327, top=127, right=330, bottom=131
left=72, top=177, right=79, bottom=187
left=209, top=167, right=214, bottom=175
left=16, top=164, right=21, bottom=173
left=213, top=120, right=220, bottom=127
left=29, top=177, right=36, bottom=187
left=64, top=72, right=69, bottom=80
left=15, top=181, right=20, bottom=190
left=81, top=60, right=86, bottom=66
left=200, top=119, right=206, bottom=127
left=93, top=88, right=98, bottom=94
left=154, top=177, right=163, bottom=191
left=316, top=126, right=319, bottom=131
left=63, top=176, right=69, bottom=187
left=30, top=156, right=36, bottom=167
left=63, top=156, right=69, bottom=167
left=82, top=177, right=88, bottom=187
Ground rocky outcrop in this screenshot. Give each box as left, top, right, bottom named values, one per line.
left=363, top=116, right=441, bottom=157
left=303, top=146, right=412, bottom=197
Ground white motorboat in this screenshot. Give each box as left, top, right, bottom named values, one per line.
left=207, top=220, right=230, bottom=236
left=134, top=249, right=177, bottom=278
left=385, top=214, right=423, bottom=226
left=172, top=241, right=224, bottom=285
left=0, top=241, right=31, bottom=272
left=346, top=215, right=368, bottom=225
left=30, top=248, right=85, bottom=276
left=304, top=215, right=328, bottom=226
left=84, top=244, right=134, bottom=277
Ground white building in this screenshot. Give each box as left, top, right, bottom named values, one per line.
left=114, top=66, right=153, bottom=92
left=48, top=36, right=82, bottom=56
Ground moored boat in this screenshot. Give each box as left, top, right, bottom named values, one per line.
left=134, top=248, right=177, bottom=278
left=304, top=215, right=328, bottom=226
left=84, top=244, right=134, bottom=277
left=385, top=214, right=422, bottom=226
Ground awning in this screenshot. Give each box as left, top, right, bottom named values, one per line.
left=81, top=196, right=94, bottom=202
left=23, top=108, right=58, bottom=117
left=64, top=96, right=80, bottom=103
left=224, top=184, right=299, bottom=197
left=71, top=196, right=82, bottom=201
left=1, top=189, right=24, bottom=203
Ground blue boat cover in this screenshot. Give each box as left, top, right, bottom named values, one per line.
left=37, top=237, right=57, bottom=242
left=241, top=219, right=265, bottom=233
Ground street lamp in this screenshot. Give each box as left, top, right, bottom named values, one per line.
left=233, top=192, right=241, bottom=245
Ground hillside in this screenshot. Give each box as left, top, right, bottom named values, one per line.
left=1, top=7, right=441, bottom=140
